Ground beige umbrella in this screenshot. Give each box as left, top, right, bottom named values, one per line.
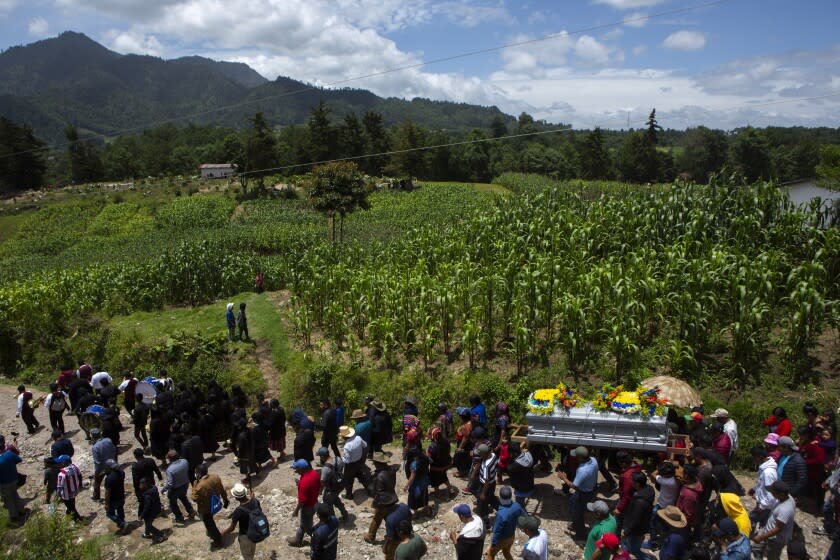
left=640, top=375, right=703, bottom=408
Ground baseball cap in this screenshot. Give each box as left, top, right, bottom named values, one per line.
left=453, top=504, right=472, bottom=517
left=476, top=443, right=490, bottom=455
left=597, top=533, right=620, bottom=549
left=291, top=458, right=311, bottom=470
left=777, top=436, right=798, bottom=451
left=713, top=518, right=739, bottom=538
left=499, top=486, right=512, bottom=506
left=517, top=515, right=541, bottom=531
left=316, top=447, right=330, bottom=457
left=55, top=454, right=72, bottom=464
left=764, top=433, right=780, bottom=445
left=770, top=480, right=790, bottom=493
left=587, top=500, right=610, bottom=515
left=571, top=446, right=589, bottom=458
left=711, top=408, right=729, bottom=418
left=691, top=412, right=704, bottom=421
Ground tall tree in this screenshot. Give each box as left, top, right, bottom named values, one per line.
left=307, top=99, right=335, bottom=164
left=361, top=111, right=390, bottom=176
left=305, top=161, right=372, bottom=242
left=452, top=129, right=490, bottom=182
left=516, top=112, right=537, bottom=135
left=579, top=127, right=611, bottom=179
left=617, top=131, right=659, bottom=183
left=389, top=119, right=426, bottom=178
left=676, top=126, right=728, bottom=182
left=645, top=109, right=663, bottom=145
left=729, top=127, right=772, bottom=182
left=64, top=124, right=103, bottom=184
left=340, top=112, right=366, bottom=160
left=816, top=144, right=840, bottom=189
left=0, top=117, right=47, bottom=192
left=489, top=116, right=509, bottom=139
left=241, top=112, right=277, bottom=192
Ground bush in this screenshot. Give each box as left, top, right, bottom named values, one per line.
left=1, top=512, right=101, bottom=560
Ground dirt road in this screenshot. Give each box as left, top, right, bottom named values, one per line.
left=0, top=382, right=831, bottom=559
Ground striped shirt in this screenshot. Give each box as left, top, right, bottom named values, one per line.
left=479, top=453, right=498, bottom=484
left=56, top=464, right=82, bottom=500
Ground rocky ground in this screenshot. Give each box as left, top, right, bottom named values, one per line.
left=0, top=382, right=832, bottom=559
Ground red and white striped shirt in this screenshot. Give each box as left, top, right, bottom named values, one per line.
left=57, top=464, right=82, bottom=500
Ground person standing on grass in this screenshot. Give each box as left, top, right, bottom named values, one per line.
left=254, top=270, right=264, bottom=294
left=557, top=446, right=598, bottom=541
left=237, top=302, right=249, bottom=341
left=54, top=454, right=83, bottom=522
left=103, top=459, right=127, bottom=534
left=226, top=303, right=236, bottom=341
left=192, top=463, right=229, bottom=550
left=486, top=486, right=524, bottom=560
left=162, top=450, right=196, bottom=523
left=288, top=459, right=321, bottom=547
left=16, top=384, right=40, bottom=434
left=44, top=382, right=69, bottom=434
left=138, top=477, right=167, bottom=543
left=311, top=502, right=340, bottom=560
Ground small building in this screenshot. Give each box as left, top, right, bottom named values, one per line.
left=199, top=163, right=236, bottom=179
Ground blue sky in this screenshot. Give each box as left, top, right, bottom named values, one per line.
left=1, top=0, right=839, bottom=129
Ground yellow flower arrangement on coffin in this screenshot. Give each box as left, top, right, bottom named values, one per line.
left=610, top=391, right=641, bottom=414
left=528, top=389, right=560, bottom=415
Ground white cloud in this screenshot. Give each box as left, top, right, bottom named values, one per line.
left=0, top=0, right=16, bottom=14
left=632, top=45, right=647, bottom=56
left=102, top=30, right=164, bottom=56
left=593, top=0, right=666, bottom=9
left=662, top=30, right=706, bottom=51
left=28, top=16, right=49, bottom=36
left=602, top=28, right=624, bottom=41
left=575, top=36, right=612, bottom=66
left=623, top=11, right=648, bottom=27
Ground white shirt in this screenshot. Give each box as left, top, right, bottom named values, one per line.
left=44, top=391, right=69, bottom=411
left=91, top=372, right=112, bottom=390
left=341, top=435, right=366, bottom=464
left=521, top=528, right=548, bottom=560
left=16, top=393, right=26, bottom=415
left=723, top=419, right=739, bottom=452
left=754, top=457, right=778, bottom=510
left=459, top=516, right=484, bottom=539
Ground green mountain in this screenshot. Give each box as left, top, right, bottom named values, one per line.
left=0, top=31, right=516, bottom=143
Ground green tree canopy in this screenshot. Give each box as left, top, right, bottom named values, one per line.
left=816, top=144, right=840, bottom=189
left=729, top=127, right=772, bottom=182
left=64, top=123, right=103, bottom=184
left=676, top=126, right=729, bottom=182
left=579, top=127, right=611, bottom=180
left=0, top=117, right=47, bottom=192
left=304, top=161, right=372, bottom=242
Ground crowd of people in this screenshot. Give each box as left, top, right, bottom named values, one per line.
left=0, top=366, right=838, bottom=560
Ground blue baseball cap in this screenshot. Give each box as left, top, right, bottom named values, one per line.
left=55, top=454, right=72, bottom=464
left=291, top=459, right=311, bottom=470
left=452, top=504, right=471, bottom=517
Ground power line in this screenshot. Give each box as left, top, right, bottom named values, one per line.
left=0, top=0, right=729, bottom=161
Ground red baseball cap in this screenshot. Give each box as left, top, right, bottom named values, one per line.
left=597, top=533, right=620, bottom=549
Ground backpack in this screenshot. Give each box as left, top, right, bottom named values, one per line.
left=50, top=392, right=67, bottom=412
left=332, top=457, right=345, bottom=486
left=246, top=500, right=270, bottom=543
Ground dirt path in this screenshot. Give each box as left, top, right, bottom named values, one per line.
left=0, top=378, right=832, bottom=560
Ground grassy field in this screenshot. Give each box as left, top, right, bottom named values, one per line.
left=1, top=173, right=837, bottom=472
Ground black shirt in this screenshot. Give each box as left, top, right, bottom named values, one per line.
left=105, top=468, right=126, bottom=505
left=50, top=438, right=74, bottom=458
left=131, top=458, right=162, bottom=494
left=231, top=498, right=260, bottom=534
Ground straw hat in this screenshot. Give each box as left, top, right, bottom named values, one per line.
left=350, top=409, right=366, bottom=420
left=338, top=425, right=355, bottom=439
left=657, top=505, right=688, bottom=529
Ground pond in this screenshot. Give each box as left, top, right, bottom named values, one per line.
left=785, top=180, right=839, bottom=207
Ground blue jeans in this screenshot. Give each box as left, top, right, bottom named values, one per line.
left=624, top=534, right=654, bottom=560
left=649, top=504, right=663, bottom=544
left=106, top=502, right=125, bottom=528
left=570, top=490, right=595, bottom=538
